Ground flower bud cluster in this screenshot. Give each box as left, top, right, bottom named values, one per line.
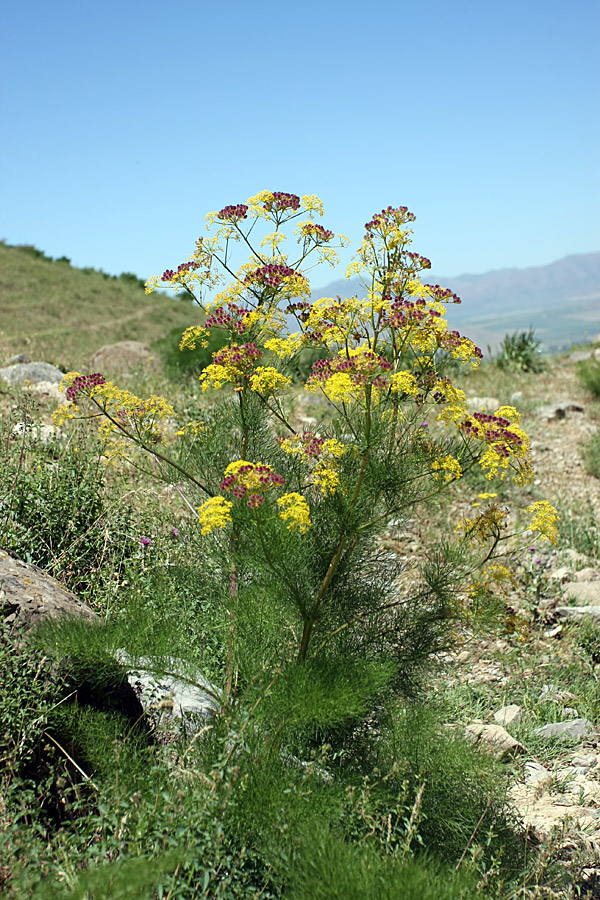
left=205, top=303, right=249, bottom=336
left=245, top=263, right=297, bottom=289
left=264, top=192, right=300, bottom=212
left=161, top=261, right=200, bottom=281
left=217, top=204, right=248, bottom=221
left=65, top=373, right=106, bottom=402
left=220, top=460, right=285, bottom=508
left=365, top=206, right=416, bottom=230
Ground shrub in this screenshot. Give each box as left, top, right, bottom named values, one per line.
left=577, top=357, right=600, bottom=398
left=494, top=329, right=544, bottom=372
left=583, top=429, right=600, bottom=479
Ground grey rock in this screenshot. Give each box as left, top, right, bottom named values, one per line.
left=7, top=353, right=31, bottom=365
left=523, top=761, right=551, bottom=785
left=510, top=391, right=523, bottom=403
left=493, top=704, right=523, bottom=727
left=0, top=547, right=98, bottom=630
left=114, top=651, right=220, bottom=738
left=556, top=605, right=600, bottom=622
left=0, top=361, right=64, bottom=386
left=563, top=582, right=600, bottom=605
left=570, top=350, right=593, bottom=362
left=534, top=718, right=594, bottom=740
left=572, top=753, right=597, bottom=769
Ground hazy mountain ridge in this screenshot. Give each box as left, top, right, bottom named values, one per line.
left=313, top=251, right=600, bottom=351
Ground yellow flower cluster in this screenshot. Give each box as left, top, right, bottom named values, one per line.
left=457, top=504, right=508, bottom=545
left=264, top=333, right=305, bottom=360
left=525, top=500, right=559, bottom=545
left=279, top=435, right=347, bottom=496
left=248, top=367, right=292, bottom=395
left=276, top=492, right=312, bottom=533
left=389, top=371, right=419, bottom=396
left=431, top=454, right=462, bottom=483
left=198, top=496, right=233, bottom=535
left=180, top=326, right=209, bottom=351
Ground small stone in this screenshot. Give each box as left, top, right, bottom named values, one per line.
left=523, top=761, right=551, bottom=785
left=510, top=391, right=523, bottom=403
left=564, top=582, right=600, bottom=605
left=493, top=704, right=523, bottom=727
left=570, top=350, right=593, bottom=362
left=572, top=753, right=597, bottom=769
left=466, top=396, right=500, bottom=412
left=548, top=566, right=573, bottom=582
left=7, top=353, right=31, bottom=365
left=534, top=718, right=594, bottom=740
left=465, top=723, right=525, bottom=759
left=556, top=606, right=600, bottom=622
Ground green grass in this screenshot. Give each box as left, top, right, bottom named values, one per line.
left=0, top=242, right=196, bottom=370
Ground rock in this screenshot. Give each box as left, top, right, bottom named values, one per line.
left=465, top=723, right=525, bottom=759
left=12, top=423, right=63, bottom=444
left=466, top=396, right=500, bottom=412
left=7, top=353, right=31, bottom=365
left=88, top=341, right=158, bottom=377
left=564, top=548, right=590, bottom=567
left=536, top=400, right=585, bottom=421
left=24, top=380, right=63, bottom=402
left=572, top=753, right=598, bottom=769
left=556, top=606, right=600, bottom=622
left=114, top=650, right=220, bottom=738
left=493, top=704, right=523, bottom=727
left=523, top=761, right=551, bottom=785
left=570, top=350, right=593, bottom=362
left=563, top=583, right=600, bottom=605
left=548, top=566, right=573, bottom=582
left=0, top=547, right=98, bottom=631
left=0, top=361, right=64, bottom=386
left=510, top=391, right=523, bottom=403
left=534, top=718, right=594, bottom=740
left=575, top=568, right=600, bottom=582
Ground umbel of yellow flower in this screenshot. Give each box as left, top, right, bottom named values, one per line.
left=277, top=492, right=312, bottom=534
left=197, top=497, right=233, bottom=535
left=525, top=500, right=559, bottom=545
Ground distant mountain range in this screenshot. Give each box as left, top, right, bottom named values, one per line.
left=313, top=251, right=600, bottom=352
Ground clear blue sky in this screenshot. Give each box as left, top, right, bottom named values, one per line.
left=2, top=0, right=599, bottom=289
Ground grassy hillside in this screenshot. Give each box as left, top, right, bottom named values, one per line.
left=0, top=242, right=198, bottom=370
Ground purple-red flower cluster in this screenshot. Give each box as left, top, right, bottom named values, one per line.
left=461, top=412, right=524, bottom=457
left=424, top=284, right=462, bottom=305
left=310, top=350, right=392, bottom=388
left=65, top=373, right=106, bottom=402
left=162, top=261, right=200, bottom=281
left=405, top=251, right=431, bottom=270
left=364, top=206, right=416, bottom=230
left=212, top=343, right=262, bottom=368
left=217, top=204, right=249, bottom=221
left=245, top=263, right=297, bottom=289
left=205, top=303, right=250, bottom=335
left=220, top=463, right=285, bottom=508
left=263, top=192, right=300, bottom=212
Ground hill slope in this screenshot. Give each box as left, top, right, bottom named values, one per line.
left=0, top=243, right=197, bottom=370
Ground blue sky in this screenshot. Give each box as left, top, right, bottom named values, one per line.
left=2, top=0, right=599, bottom=289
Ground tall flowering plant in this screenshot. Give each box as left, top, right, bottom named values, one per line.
left=55, top=191, right=557, bottom=701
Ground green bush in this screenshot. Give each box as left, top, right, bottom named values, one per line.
left=0, top=429, right=134, bottom=604
left=583, top=429, right=600, bottom=479
left=577, top=356, right=600, bottom=398
left=495, top=329, right=544, bottom=372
